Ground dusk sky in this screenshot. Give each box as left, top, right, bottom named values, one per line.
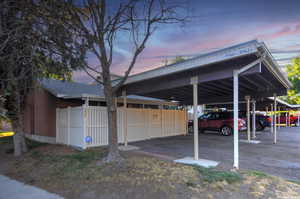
left=73, top=0, right=300, bottom=83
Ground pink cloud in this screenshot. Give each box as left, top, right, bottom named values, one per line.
left=72, top=70, right=93, bottom=83
left=257, top=23, right=300, bottom=41
left=74, top=20, right=300, bottom=83
left=126, top=23, right=299, bottom=75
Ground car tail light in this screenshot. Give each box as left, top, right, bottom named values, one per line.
left=238, top=119, right=246, bottom=126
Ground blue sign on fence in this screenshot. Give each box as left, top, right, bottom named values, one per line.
left=85, top=136, right=92, bottom=143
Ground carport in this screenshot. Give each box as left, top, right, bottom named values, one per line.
left=119, top=40, right=291, bottom=169
left=206, top=97, right=300, bottom=131
left=204, top=97, right=291, bottom=140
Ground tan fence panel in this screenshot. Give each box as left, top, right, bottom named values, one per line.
left=84, top=107, right=124, bottom=147
left=162, top=109, right=175, bottom=137
left=85, top=106, right=108, bottom=147
left=126, top=108, right=149, bottom=142
left=56, top=107, right=85, bottom=148
left=176, top=110, right=187, bottom=135
left=69, top=107, right=84, bottom=148
left=56, top=108, right=68, bottom=145
left=148, top=109, right=163, bottom=138
left=56, top=106, right=187, bottom=148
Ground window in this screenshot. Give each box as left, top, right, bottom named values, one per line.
left=212, top=113, right=220, bottom=119
left=200, top=113, right=212, bottom=119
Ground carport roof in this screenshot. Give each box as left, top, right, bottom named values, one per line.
left=121, top=40, right=292, bottom=105
left=267, top=97, right=300, bottom=109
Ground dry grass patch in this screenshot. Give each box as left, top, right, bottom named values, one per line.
left=2, top=143, right=300, bottom=199
left=6, top=145, right=200, bottom=198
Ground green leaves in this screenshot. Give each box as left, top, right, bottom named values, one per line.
left=285, top=56, right=300, bottom=104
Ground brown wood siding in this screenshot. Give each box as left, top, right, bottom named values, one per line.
left=33, top=88, right=57, bottom=137
left=23, top=87, right=83, bottom=138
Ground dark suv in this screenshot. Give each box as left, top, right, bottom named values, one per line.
left=188, top=112, right=247, bottom=136
left=239, top=112, right=271, bottom=131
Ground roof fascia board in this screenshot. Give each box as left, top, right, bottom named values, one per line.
left=62, top=93, right=176, bottom=106
left=124, top=40, right=260, bottom=85
left=57, top=94, right=68, bottom=98
left=258, top=43, right=292, bottom=89
left=268, top=97, right=300, bottom=108
left=81, top=96, right=177, bottom=106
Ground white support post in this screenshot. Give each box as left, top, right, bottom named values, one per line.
left=285, top=112, right=288, bottom=127
left=245, top=96, right=251, bottom=142
left=288, top=111, right=291, bottom=127
left=82, top=98, right=89, bottom=149
left=297, top=111, right=300, bottom=126
left=122, top=90, right=128, bottom=146
left=273, top=94, right=277, bottom=144
left=67, top=106, right=71, bottom=145
left=184, top=106, right=188, bottom=135
left=266, top=106, right=269, bottom=131
left=252, top=100, right=256, bottom=139
left=233, top=70, right=239, bottom=169
left=228, top=57, right=263, bottom=169
left=278, top=106, right=281, bottom=128
left=271, top=104, right=274, bottom=133
left=82, top=105, right=87, bottom=150
left=84, top=97, right=89, bottom=107
left=191, top=76, right=199, bottom=160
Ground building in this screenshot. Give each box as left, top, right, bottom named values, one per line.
left=23, top=79, right=187, bottom=147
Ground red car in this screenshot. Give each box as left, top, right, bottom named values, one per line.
left=188, top=112, right=247, bottom=136
left=270, top=114, right=300, bottom=126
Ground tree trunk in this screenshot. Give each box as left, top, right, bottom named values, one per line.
left=103, top=85, right=123, bottom=163
left=11, top=90, right=28, bottom=157
left=12, top=118, right=28, bottom=157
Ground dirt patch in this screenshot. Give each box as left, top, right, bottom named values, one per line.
left=1, top=140, right=300, bottom=199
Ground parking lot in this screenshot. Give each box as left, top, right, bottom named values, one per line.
left=133, top=127, right=300, bottom=181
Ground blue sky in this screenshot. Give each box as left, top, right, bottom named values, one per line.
left=73, top=0, right=300, bottom=82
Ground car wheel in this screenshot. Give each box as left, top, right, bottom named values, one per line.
left=220, top=126, right=232, bottom=136
left=256, top=123, right=265, bottom=131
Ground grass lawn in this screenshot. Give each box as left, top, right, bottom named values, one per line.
left=1, top=141, right=300, bottom=199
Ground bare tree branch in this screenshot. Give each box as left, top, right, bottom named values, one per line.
left=31, top=0, right=187, bottom=162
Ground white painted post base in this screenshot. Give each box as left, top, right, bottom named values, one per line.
left=240, top=139, right=261, bottom=144
left=118, top=145, right=140, bottom=151
left=174, top=157, right=219, bottom=168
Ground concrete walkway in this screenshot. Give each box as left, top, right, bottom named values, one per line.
left=0, top=175, right=63, bottom=199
